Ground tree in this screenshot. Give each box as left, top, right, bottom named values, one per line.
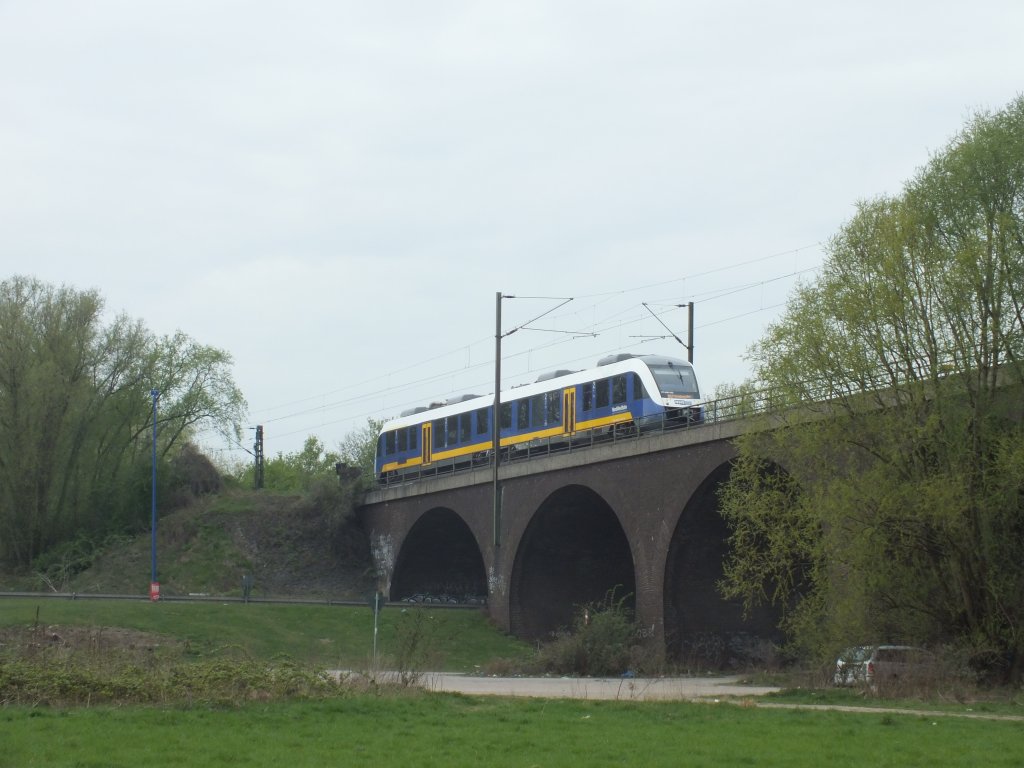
left=337, top=417, right=384, bottom=484
left=719, top=97, right=1024, bottom=682
left=238, top=418, right=384, bottom=492
left=261, top=436, right=341, bottom=492
left=0, top=276, right=246, bottom=569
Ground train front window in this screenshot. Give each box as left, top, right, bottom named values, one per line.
left=397, top=429, right=407, bottom=452
left=650, top=363, right=700, bottom=398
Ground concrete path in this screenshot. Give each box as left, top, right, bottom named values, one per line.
left=418, top=673, right=779, bottom=701
left=343, top=672, right=1024, bottom=721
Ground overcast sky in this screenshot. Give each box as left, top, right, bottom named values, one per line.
left=2, top=1, right=1022, bottom=462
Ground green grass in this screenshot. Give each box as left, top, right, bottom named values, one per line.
left=1, top=695, right=1022, bottom=768
left=3, top=600, right=1022, bottom=766
left=0, top=597, right=531, bottom=671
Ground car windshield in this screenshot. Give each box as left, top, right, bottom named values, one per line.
left=649, top=363, right=699, bottom=398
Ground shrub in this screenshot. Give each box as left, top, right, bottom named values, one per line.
left=537, top=589, right=639, bottom=677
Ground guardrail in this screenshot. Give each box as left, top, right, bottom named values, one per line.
left=0, top=591, right=479, bottom=609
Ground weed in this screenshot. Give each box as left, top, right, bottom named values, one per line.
left=389, top=606, right=441, bottom=686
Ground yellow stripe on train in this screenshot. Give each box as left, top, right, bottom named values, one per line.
left=380, top=412, right=635, bottom=474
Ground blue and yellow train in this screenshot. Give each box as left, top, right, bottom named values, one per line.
left=374, top=353, right=703, bottom=484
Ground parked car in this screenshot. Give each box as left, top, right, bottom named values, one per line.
left=833, top=645, right=934, bottom=687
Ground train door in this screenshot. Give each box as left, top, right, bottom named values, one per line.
left=562, top=387, right=576, bottom=434
left=421, top=422, right=432, bottom=465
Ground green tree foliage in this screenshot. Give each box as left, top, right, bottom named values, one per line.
left=260, top=436, right=341, bottom=492
left=338, top=417, right=384, bottom=483
left=719, top=97, right=1024, bottom=682
left=246, top=418, right=383, bottom=493
left=0, top=276, right=245, bottom=569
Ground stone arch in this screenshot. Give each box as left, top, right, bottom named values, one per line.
left=389, top=506, right=487, bottom=602
left=663, top=461, right=784, bottom=667
left=509, top=484, right=635, bottom=640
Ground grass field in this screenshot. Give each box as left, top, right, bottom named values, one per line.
left=3, top=597, right=1023, bottom=767
left=2, top=694, right=1022, bottom=768
left=0, top=597, right=531, bottom=671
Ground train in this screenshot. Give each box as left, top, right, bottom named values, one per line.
left=374, top=352, right=703, bottom=484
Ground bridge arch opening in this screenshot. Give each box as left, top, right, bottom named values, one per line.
left=663, top=461, right=785, bottom=667
left=509, top=485, right=635, bottom=640
left=390, top=507, right=487, bottom=603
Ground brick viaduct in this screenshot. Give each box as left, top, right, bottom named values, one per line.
left=358, top=418, right=782, bottom=662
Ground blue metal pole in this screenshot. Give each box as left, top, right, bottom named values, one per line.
left=150, top=389, right=159, bottom=586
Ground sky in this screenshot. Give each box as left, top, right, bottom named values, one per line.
left=2, top=1, right=1022, bottom=463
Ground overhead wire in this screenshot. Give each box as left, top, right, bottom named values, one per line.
left=246, top=243, right=825, bottom=438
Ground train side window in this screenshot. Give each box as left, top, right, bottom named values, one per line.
left=447, top=416, right=459, bottom=446
left=582, top=382, right=594, bottom=411
left=633, top=373, right=648, bottom=400
left=500, top=402, right=512, bottom=430
left=476, top=407, right=489, bottom=435
left=397, top=429, right=407, bottom=452
left=530, top=394, right=546, bottom=428
left=459, top=412, right=472, bottom=442
left=433, top=420, right=445, bottom=449
left=516, top=398, right=530, bottom=430
left=409, top=427, right=418, bottom=451
left=596, top=378, right=610, bottom=409
left=547, top=392, right=561, bottom=423
left=612, top=375, right=627, bottom=405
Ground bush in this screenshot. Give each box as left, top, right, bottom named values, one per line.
left=537, top=589, right=640, bottom=677
left=0, top=651, right=345, bottom=707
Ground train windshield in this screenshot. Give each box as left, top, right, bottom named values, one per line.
left=649, top=362, right=700, bottom=398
